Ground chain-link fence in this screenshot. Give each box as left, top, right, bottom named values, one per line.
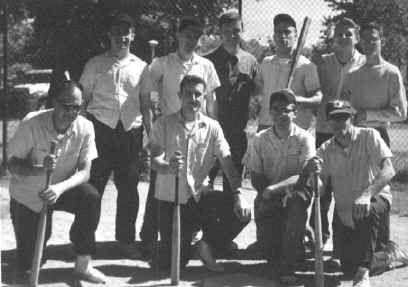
left=1, top=0, right=408, bottom=175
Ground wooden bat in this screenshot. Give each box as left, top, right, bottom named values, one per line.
left=313, top=173, right=325, bottom=287
left=30, top=141, right=58, bottom=287
left=286, top=17, right=312, bottom=88
left=170, top=151, right=181, bottom=285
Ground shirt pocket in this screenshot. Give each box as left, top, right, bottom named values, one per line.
left=30, top=146, right=48, bottom=166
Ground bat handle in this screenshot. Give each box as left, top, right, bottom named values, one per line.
left=313, top=173, right=325, bottom=287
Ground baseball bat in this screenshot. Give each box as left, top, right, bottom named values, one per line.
left=286, top=17, right=312, bottom=88
left=148, top=40, right=159, bottom=62
left=170, top=151, right=181, bottom=285
left=30, top=141, right=58, bottom=287
left=313, top=173, right=324, bottom=287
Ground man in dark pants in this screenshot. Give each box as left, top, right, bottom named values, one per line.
left=150, top=75, right=251, bottom=272
left=302, top=100, right=408, bottom=287
left=80, top=12, right=151, bottom=258
left=8, top=80, right=106, bottom=284
left=205, top=11, right=260, bottom=197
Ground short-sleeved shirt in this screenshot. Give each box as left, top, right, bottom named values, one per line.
left=258, top=55, right=321, bottom=129
left=147, top=52, right=221, bottom=116
left=8, top=109, right=98, bottom=212
left=80, top=52, right=149, bottom=131
left=318, top=127, right=393, bottom=228
left=316, top=51, right=366, bottom=134
left=150, top=111, right=230, bottom=204
left=247, top=123, right=315, bottom=184
left=342, top=61, right=407, bottom=127
left=205, top=46, right=260, bottom=132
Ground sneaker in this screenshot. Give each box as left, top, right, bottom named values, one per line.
left=352, top=267, right=370, bottom=287
left=385, top=241, right=408, bottom=269
left=74, top=255, right=107, bottom=284
left=118, top=242, right=143, bottom=259
left=195, top=240, right=224, bottom=272
left=325, top=257, right=341, bottom=272
left=245, top=241, right=265, bottom=259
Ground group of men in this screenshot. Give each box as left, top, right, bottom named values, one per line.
left=8, top=9, right=408, bottom=287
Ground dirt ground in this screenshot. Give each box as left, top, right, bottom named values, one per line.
left=1, top=175, right=408, bottom=287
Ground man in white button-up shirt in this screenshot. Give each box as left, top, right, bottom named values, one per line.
left=79, top=12, right=151, bottom=258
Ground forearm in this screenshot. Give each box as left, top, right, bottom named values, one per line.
left=365, top=158, right=395, bottom=197
left=151, top=157, right=171, bottom=174
left=219, top=155, right=242, bottom=194
left=140, top=92, right=152, bottom=135
left=295, top=89, right=323, bottom=109
left=264, top=175, right=299, bottom=196
left=53, top=169, right=89, bottom=195
left=8, top=157, right=45, bottom=176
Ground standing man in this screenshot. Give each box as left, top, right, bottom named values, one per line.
left=139, top=16, right=221, bottom=253
left=312, top=17, right=366, bottom=249
left=205, top=11, right=260, bottom=205
left=258, top=13, right=322, bottom=131
left=150, top=75, right=251, bottom=272
left=80, top=12, right=151, bottom=258
left=8, top=81, right=106, bottom=284
left=247, top=90, right=315, bottom=285
left=302, top=100, right=408, bottom=287
left=342, top=21, right=407, bottom=145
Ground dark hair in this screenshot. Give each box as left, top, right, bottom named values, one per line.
left=109, top=11, right=135, bottom=28
left=269, top=90, right=296, bottom=111
left=56, top=80, right=83, bottom=99
left=360, top=21, right=383, bottom=37
left=178, top=16, right=203, bottom=32
left=219, top=11, right=241, bottom=27
left=274, top=13, right=296, bottom=30
left=335, top=17, right=359, bottom=30
left=180, top=75, right=207, bottom=91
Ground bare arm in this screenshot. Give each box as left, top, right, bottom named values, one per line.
left=218, top=154, right=241, bottom=194
left=140, top=91, right=152, bottom=135
left=294, top=88, right=323, bottom=109
left=51, top=159, right=92, bottom=195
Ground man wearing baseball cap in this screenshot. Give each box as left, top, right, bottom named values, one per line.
left=80, top=11, right=151, bottom=259
left=256, top=13, right=322, bottom=132
left=246, top=89, right=315, bottom=284
left=301, top=100, right=408, bottom=287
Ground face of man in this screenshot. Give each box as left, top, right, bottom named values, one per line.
left=53, top=87, right=83, bottom=132
left=179, top=82, right=205, bottom=114
left=177, top=26, right=202, bottom=54
left=329, top=113, right=352, bottom=137
left=108, top=22, right=134, bottom=51
left=220, top=20, right=242, bottom=47
left=274, top=22, right=297, bottom=50
left=269, top=99, right=296, bottom=129
left=359, top=28, right=381, bottom=56
left=333, top=24, right=358, bottom=49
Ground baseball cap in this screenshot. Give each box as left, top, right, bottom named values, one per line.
left=274, top=13, right=297, bottom=29
left=110, top=12, right=135, bottom=28
left=326, top=100, right=356, bottom=118
left=269, top=89, right=296, bottom=109
left=178, top=16, right=204, bottom=33
left=335, top=17, right=359, bottom=29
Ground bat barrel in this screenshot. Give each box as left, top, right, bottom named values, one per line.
left=313, top=173, right=325, bottom=287
left=171, top=172, right=180, bottom=285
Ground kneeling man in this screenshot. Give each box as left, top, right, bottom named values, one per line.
left=149, top=75, right=251, bottom=272
left=8, top=80, right=106, bottom=284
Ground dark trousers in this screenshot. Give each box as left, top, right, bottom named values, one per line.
left=88, top=115, right=143, bottom=243
left=157, top=191, right=250, bottom=269
left=333, top=195, right=390, bottom=276
left=374, top=126, right=390, bottom=147
left=10, top=183, right=100, bottom=271
left=254, top=194, right=310, bottom=272
left=310, top=132, right=334, bottom=244
left=139, top=169, right=158, bottom=244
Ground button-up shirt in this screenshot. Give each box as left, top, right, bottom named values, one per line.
left=148, top=52, right=220, bottom=116
left=342, top=60, right=407, bottom=127
left=316, top=51, right=366, bottom=134
left=318, top=126, right=393, bottom=228
left=80, top=52, right=149, bottom=131
left=247, top=123, right=315, bottom=184
left=258, top=55, right=321, bottom=130
left=150, top=111, right=231, bottom=204
left=8, top=109, right=97, bottom=212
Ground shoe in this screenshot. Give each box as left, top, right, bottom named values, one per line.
left=118, top=242, right=143, bottom=259
left=195, top=240, right=224, bottom=272
left=325, top=257, right=341, bottom=272
left=245, top=240, right=265, bottom=259
left=74, top=255, right=107, bottom=284
left=352, top=267, right=370, bottom=287
left=385, top=240, right=408, bottom=269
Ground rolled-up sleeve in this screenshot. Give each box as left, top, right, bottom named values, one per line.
left=79, top=122, right=98, bottom=163
left=8, top=117, right=34, bottom=160
left=213, top=122, right=230, bottom=158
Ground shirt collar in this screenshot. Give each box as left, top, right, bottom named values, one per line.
left=105, top=52, right=138, bottom=67
left=269, top=123, right=296, bottom=140
left=173, top=52, right=200, bottom=65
